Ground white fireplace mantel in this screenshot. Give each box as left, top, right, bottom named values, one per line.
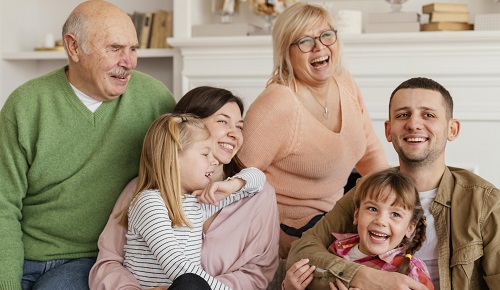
left=169, top=31, right=500, bottom=119
left=169, top=31, right=500, bottom=186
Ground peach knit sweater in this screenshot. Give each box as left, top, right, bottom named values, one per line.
left=238, top=73, right=387, bottom=230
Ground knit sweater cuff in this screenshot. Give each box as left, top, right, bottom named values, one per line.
left=0, top=279, right=21, bottom=290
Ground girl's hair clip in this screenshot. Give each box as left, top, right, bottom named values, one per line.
left=405, top=254, right=412, bottom=260
left=181, top=116, right=188, bottom=123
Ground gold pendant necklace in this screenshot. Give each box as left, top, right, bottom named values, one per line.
left=304, top=85, right=329, bottom=119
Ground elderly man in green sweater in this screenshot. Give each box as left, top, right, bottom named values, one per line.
left=0, top=1, right=175, bottom=289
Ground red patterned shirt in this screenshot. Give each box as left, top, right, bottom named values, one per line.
left=328, top=233, right=434, bottom=290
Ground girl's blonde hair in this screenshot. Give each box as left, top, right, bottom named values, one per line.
left=354, top=168, right=426, bottom=275
left=270, top=2, right=345, bottom=88
left=120, top=113, right=210, bottom=228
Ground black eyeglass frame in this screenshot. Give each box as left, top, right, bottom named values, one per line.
left=290, top=29, right=338, bottom=53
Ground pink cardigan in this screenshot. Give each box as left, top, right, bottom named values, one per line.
left=89, top=178, right=280, bottom=290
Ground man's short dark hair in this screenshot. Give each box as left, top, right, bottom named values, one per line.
left=389, top=77, right=454, bottom=119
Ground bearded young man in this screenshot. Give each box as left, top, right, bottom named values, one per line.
left=287, top=77, right=500, bottom=290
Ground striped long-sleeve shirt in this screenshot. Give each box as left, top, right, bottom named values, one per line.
left=124, top=167, right=265, bottom=289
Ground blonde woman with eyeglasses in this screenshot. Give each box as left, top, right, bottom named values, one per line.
left=237, top=3, right=389, bottom=287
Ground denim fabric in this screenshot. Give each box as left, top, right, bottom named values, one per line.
left=169, top=273, right=211, bottom=290
left=22, top=258, right=96, bottom=290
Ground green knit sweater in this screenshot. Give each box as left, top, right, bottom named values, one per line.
left=0, top=67, right=175, bottom=289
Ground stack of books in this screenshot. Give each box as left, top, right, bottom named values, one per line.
left=365, top=12, right=420, bottom=33
left=421, top=3, right=473, bottom=31
left=130, top=10, right=173, bottom=49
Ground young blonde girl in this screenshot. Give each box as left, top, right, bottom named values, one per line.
left=122, top=113, right=265, bottom=289
left=327, top=168, right=433, bottom=290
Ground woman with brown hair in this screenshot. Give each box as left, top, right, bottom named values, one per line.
left=89, top=86, right=280, bottom=290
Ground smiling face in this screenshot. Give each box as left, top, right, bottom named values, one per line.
left=289, top=24, right=339, bottom=86
left=65, top=2, right=139, bottom=101
left=202, top=102, right=244, bottom=165
left=178, top=129, right=218, bottom=194
left=385, top=88, right=460, bottom=169
left=354, top=188, right=416, bottom=256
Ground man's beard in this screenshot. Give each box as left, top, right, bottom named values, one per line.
left=396, top=144, right=445, bottom=170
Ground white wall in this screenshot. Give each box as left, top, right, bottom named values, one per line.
left=0, top=0, right=172, bottom=107
left=0, top=0, right=171, bottom=52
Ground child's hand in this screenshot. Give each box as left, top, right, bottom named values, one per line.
left=193, top=178, right=245, bottom=206
left=282, top=258, right=315, bottom=290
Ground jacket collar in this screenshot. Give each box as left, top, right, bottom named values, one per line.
left=434, top=166, right=453, bottom=209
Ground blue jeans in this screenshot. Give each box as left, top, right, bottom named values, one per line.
left=169, top=273, right=211, bottom=290
left=22, top=258, right=96, bottom=290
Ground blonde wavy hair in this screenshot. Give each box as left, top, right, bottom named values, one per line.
left=120, top=113, right=210, bottom=228
left=269, top=2, right=345, bottom=88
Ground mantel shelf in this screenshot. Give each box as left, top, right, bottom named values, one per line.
left=1, top=48, right=175, bottom=60
left=168, top=27, right=500, bottom=187
left=169, top=29, right=500, bottom=120
left=169, top=30, right=500, bottom=50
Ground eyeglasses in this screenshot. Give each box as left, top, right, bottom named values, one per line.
left=291, top=29, right=338, bottom=53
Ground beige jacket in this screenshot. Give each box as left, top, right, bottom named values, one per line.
left=287, top=167, right=500, bottom=290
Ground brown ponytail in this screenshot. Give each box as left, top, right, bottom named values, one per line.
left=396, top=194, right=427, bottom=275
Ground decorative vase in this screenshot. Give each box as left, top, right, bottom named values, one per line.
left=248, top=0, right=298, bottom=33
left=386, top=0, right=408, bottom=12
left=212, top=0, right=240, bottom=24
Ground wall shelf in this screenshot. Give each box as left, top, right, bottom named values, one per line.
left=1, top=48, right=175, bottom=60
left=169, top=30, right=500, bottom=105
